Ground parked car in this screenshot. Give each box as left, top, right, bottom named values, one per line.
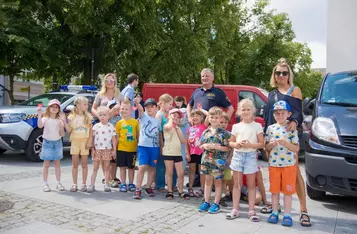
left=0, top=85, right=97, bottom=161
left=304, top=70, right=357, bottom=199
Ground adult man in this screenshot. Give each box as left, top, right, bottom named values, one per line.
left=121, top=73, right=139, bottom=117
left=187, top=68, right=234, bottom=123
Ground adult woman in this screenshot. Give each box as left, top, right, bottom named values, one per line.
left=263, top=58, right=311, bottom=227
left=91, top=73, right=123, bottom=186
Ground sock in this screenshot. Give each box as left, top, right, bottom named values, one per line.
left=284, top=213, right=292, bottom=217
left=272, top=211, right=279, bottom=216
left=43, top=181, right=48, bottom=185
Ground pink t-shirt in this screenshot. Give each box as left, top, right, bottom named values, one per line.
left=186, top=124, right=207, bottom=155
left=41, top=117, right=62, bottom=141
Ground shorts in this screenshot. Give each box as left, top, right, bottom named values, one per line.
left=223, top=168, right=232, bottom=181
left=188, top=154, right=202, bottom=164
left=241, top=184, right=260, bottom=196
left=137, top=146, right=160, bottom=167
left=70, top=139, right=89, bottom=156
left=117, top=150, right=137, bottom=169
left=40, top=139, right=63, bottom=161
left=92, top=149, right=114, bottom=161
left=230, top=151, right=258, bottom=174
left=200, top=159, right=226, bottom=180
left=269, top=166, right=297, bottom=195
left=163, top=155, right=183, bottom=163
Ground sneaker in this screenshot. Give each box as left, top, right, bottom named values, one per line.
left=56, top=183, right=65, bottom=191
left=104, top=184, right=111, bottom=192
left=87, top=185, right=95, bottom=193
left=198, top=202, right=211, bottom=212
left=110, top=180, right=119, bottom=188
left=145, top=188, right=155, bottom=197
left=120, top=184, right=127, bottom=192
left=208, top=203, right=221, bottom=214
left=219, top=199, right=228, bottom=207
left=128, top=184, right=136, bottom=192
left=133, top=189, right=142, bottom=199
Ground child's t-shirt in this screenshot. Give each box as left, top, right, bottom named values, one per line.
left=200, top=127, right=231, bottom=161
left=231, top=121, right=263, bottom=152
left=68, top=114, right=92, bottom=140
left=41, top=117, right=62, bottom=141
left=265, top=123, right=299, bottom=167
left=187, top=123, right=207, bottom=155
left=162, top=128, right=181, bottom=156
left=109, top=115, right=121, bottom=127
left=93, top=122, right=116, bottom=150
left=115, top=118, right=139, bottom=152
left=138, top=112, right=161, bottom=148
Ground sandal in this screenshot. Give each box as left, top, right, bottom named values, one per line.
left=43, top=184, right=51, bottom=192
left=282, top=215, right=293, bottom=227
left=80, top=184, right=87, bottom=192
left=70, top=184, right=78, bottom=192
left=166, top=192, right=174, bottom=200
left=120, top=184, right=127, bottom=192
left=194, top=189, right=204, bottom=197
left=188, top=188, right=195, bottom=197
left=226, top=209, right=239, bottom=220
left=128, top=184, right=136, bottom=192
left=158, top=187, right=167, bottom=193
left=56, top=183, right=65, bottom=191
left=260, top=204, right=282, bottom=214
left=248, top=211, right=260, bottom=222
left=179, top=192, right=190, bottom=200
left=268, top=213, right=279, bottom=224
left=300, top=212, right=312, bottom=227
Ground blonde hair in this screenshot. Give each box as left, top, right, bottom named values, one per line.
left=99, top=73, right=121, bottom=98
left=208, top=106, right=223, bottom=116
left=270, top=58, right=294, bottom=88
left=221, top=111, right=229, bottom=122
left=69, top=96, right=92, bottom=125
left=43, top=104, right=60, bottom=119
left=237, top=99, right=256, bottom=120
left=190, top=109, right=204, bottom=117
left=97, top=106, right=110, bottom=115
left=158, top=93, right=173, bottom=107
left=121, top=99, right=132, bottom=107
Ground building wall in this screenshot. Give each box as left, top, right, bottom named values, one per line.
left=327, top=0, right=357, bottom=73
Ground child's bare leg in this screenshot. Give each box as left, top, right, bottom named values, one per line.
left=147, top=166, right=156, bottom=188
left=199, top=165, right=205, bottom=191
left=284, top=194, right=292, bottom=214
left=232, top=171, right=243, bottom=211
left=103, top=160, right=111, bottom=184
left=43, top=160, right=50, bottom=183
left=101, top=160, right=105, bottom=178
left=272, top=193, right=280, bottom=212
left=255, top=190, right=263, bottom=205
left=174, top=161, right=184, bottom=193
left=204, top=175, right=213, bottom=203
left=136, top=165, right=147, bottom=189
left=222, top=180, right=227, bottom=195
left=81, top=156, right=88, bottom=185
left=72, top=155, right=79, bottom=185
left=120, top=167, right=127, bottom=184
left=246, top=173, right=257, bottom=212
left=165, top=160, right=174, bottom=192
left=54, top=160, right=61, bottom=182
left=214, top=179, right=222, bottom=204
left=110, top=163, right=117, bottom=180
left=188, top=163, right=196, bottom=189
left=91, top=161, right=100, bottom=185
left=128, top=168, right=135, bottom=184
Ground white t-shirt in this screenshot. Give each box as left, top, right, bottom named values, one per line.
left=41, top=117, right=62, bottom=141
left=92, top=122, right=116, bottom=150
left=231, top=121, right=263, bottom=152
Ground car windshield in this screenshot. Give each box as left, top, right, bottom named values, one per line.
left=18, top=93, right=74, bottom=107
left=321, top=73, right=357, bottom=106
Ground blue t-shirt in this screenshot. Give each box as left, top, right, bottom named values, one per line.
left=121, top=84, right=135, bottom=117
left=138, top=112, right=161, bottom=147
left=188, top=85, right=232, bottom=111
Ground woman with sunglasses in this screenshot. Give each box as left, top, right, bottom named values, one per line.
left=262, top=58, right=312, bottom=227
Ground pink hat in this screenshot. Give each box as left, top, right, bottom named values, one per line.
left=169, top=108, right=184, bottom=118
left=48, top=99, right=61, bottom=107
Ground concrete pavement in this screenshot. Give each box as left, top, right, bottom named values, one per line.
left=0, top=150, right=356, bottom=234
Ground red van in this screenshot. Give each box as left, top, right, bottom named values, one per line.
left=142, top=83, right=269, bottom=131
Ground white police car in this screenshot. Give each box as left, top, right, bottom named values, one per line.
left=0, top=85, right=97, bottom=161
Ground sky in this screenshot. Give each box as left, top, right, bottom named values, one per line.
left=266, top=0, right=328, bottom=68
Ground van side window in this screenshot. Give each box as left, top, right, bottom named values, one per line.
left=238, top=91, right=266, bottom=117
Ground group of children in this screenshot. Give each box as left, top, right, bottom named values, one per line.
left=38, top=93, right=299, bottom=227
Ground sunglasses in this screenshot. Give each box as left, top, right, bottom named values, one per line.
left=275, top=71, right=289, bottom=77
left=105, top=79, right=115, bottom=83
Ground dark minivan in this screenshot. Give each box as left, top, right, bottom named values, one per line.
left=304, top=70, right=357, bottom=200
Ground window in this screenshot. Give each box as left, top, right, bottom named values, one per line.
left=18, top=93, right=74, bottom=106
left=238, top=91, right=267, bottom=117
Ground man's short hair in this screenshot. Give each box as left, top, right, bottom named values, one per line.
left=127, top=73, right=139, bottom=84
left=201, top=68, right=214, bottom=78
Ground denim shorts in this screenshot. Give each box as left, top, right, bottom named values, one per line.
left=230, top=151, right=258, bottom=174
left=40, top=139, right=63, bottom=161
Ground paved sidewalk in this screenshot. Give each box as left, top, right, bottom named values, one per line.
left=0, top=152, right=356, bottom=234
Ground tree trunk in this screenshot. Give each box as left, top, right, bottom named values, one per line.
left=9, top=74, right=15, bottom=105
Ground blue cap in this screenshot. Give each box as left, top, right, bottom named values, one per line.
left=273, top=100, right=291, bottom=112
left=144, top=98, right=157, bottom=107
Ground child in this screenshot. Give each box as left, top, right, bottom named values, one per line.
left=133, top=98, right=162, bottom=199
left=226, top=99, right=264, bottom=221
left=37, top=99, right=66, bottom=192
left=64, top=96, right=93, bottom=192
left=219, top=112, right=233, bottom=207
left=116, top=100, right=139, bottom=192
left=186, top=110, right=207, bottom=197
left=155, top=94, right=177, bottom=192
left=88, top=106, right=117, bottom=193
left=198, top=107, right=231, bottom=214
left=163, top=108, right=189, bottom=200
left=265, top=100, right=299, bottom=227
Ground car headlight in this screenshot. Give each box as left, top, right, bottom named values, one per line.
left=312, top=117, right=340, bottom=144
left=0, top=113, right=25, bottom=123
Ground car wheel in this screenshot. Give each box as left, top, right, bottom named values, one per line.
left=306, top=183, right=326, bottom=200
left=25, top=128, right=43, bottom=162
left=0, top=149, right=6, bottom=155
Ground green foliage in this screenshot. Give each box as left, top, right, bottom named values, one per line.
left=294, top=70, right=324, bottom=98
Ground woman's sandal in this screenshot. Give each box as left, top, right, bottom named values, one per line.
left=226, top=209, right=239, bottom=220
left=166, top=192, right=174, bottom=200
left=188, top=188, right=195, bottom=197
left=248, top=211, right=260, bottom=222
left=300, top=212, right=312, bottom=227
left=260, top=204, right=282, bottom=214
left=70, top=184, right=78, bottom=192
left=179, top=192, right=190, bottom=200
left=194, top=189, right=204, bottom=198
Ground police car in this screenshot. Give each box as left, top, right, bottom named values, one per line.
left=0, top=85, right=98, bottom=161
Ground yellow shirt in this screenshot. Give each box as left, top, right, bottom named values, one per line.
left=162, top=128, right=182, bottom=156
left=115, top=118, right=139, bottom=152
left=68, top=114, right=92, bottom=140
